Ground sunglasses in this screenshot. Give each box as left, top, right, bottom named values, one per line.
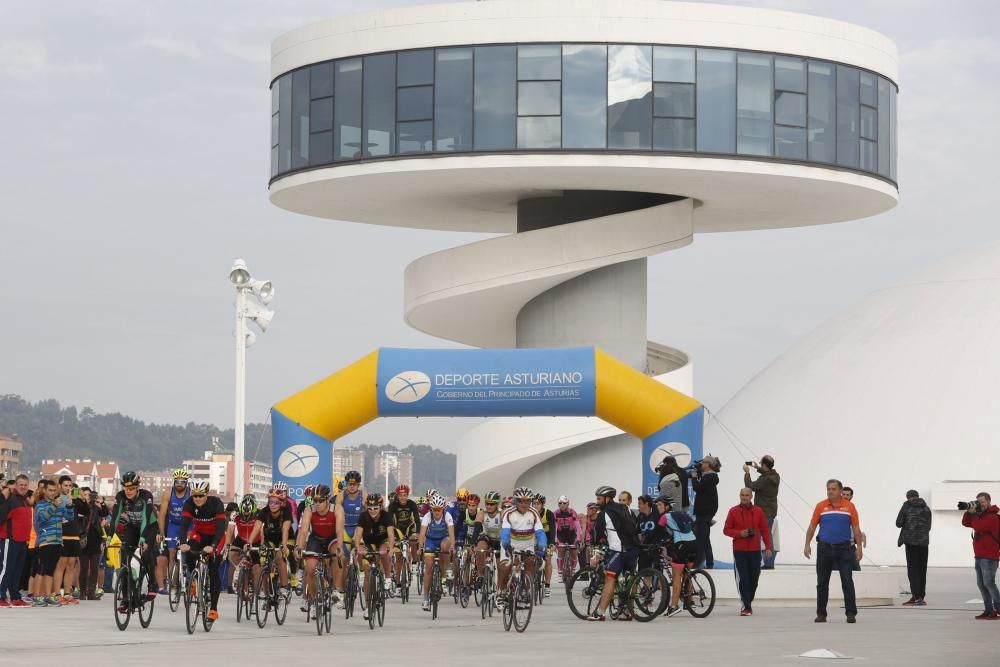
left=191, top=493, right=207, bottom=499
left=267, top=499, right=281, bottom=505
left=367, top=506, right=381, bottom=511
left=123, top=484, right=138, bottom=490
left=173, top=479, right=188, bottom=484
left=558, top=502, right=568, bottom=505
left=313, top=496, right=329, bottom=503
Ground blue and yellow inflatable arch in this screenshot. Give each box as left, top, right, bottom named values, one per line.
left=272, top=347, right=703, bottom=498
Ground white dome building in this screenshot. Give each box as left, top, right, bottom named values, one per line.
left=706, top=243, right=1000, bottom=567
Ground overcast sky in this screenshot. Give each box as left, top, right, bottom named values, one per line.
left=2, top=0, right=998, bottom=455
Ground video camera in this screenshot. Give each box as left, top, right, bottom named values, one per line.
left=958, top=500, right=981, bottom=512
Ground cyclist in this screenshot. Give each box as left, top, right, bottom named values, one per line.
left=387, top=484, right=420, bottom=585
left=497, top=487, right=546, bottom=610
left=247, top=489, right=292, bottom=592
left=109, top=472, right=158, bottom=612
left=501, top=495, right=514, bottom=512
left=472, top=491, right=503, bottom=584
left=333, top=470, right=364, bottom=607
left=354, top=492, right=395, bottom=620
left=225, top=494, right=260, bottom=592
left=532, top=493, right=556, bottom=597
left=295, top=484, right=341, bottom=613
left=587, top=485, right=639, bottom=622
left=656, top=495, right=697, bottom=618
left=270, top=481, right=300, bottom=590
left=418, top=491, right=455, bottom=612
left=155, top=468, right=190, bottom=594
left=419, top=488, right=436, bottom=518
left=579, top=502, right=602, bottom=567
left=553, top=495, right=583, bottom=582
left=177, top=480, right=227, bottom=621
left=446, top=488, right=472, bottom=549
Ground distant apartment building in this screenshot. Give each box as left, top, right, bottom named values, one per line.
left=333, top=448, right=366, bottom=479
left=374, top=451, right=413, bottom=490
left=183, top=451, right=271, bottom=502
left=0, top=433, right=22, bottom=478
left=136, top=470, right=175, bottom=498
left=39, top=459, right=120, bottom=496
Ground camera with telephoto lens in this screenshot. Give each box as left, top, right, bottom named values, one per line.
left=958, top=500, right=979, bottom=511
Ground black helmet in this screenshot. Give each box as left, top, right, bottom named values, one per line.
left=312, top=484, right=331, bottom=500
left=655, top=495, right=672, bottom=509
left=594, top=485, right=616, bottom=499
left=533, top=493, right=546, bottom=504
left=121, top=471, right=139, bottom=486
left=345, top=470, right=361, bottom=483
left=365, top=493, right=383, bottom=507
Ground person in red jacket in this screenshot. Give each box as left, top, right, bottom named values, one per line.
left=961, top=492, right=1000, bottom=619
left=723, top=487, right=773, bottom=616
left=0, top=474, right=33, bottom=607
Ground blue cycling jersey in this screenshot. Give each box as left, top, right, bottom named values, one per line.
left=341, top=490, right=363, bottom=530
left=166, top=488, right=190, bottom=538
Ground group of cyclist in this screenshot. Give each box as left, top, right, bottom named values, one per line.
left=111, top=466, right=699, bottom=626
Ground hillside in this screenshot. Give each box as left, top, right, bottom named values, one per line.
left=0, top=394, right=455, bottom=491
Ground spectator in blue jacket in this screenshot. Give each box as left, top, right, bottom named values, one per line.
left=33, top=479, right=72, bottom=606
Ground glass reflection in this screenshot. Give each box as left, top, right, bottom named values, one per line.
left=775, top=57, right=806, bottom=93
left=518, top=81, right=560, bottom=116
left=397, top=86, right=433, bottom=122
left=737, top=53, right=772, bottom=156
left=608, top=44, right=652, bottom=149
left=398, top=120, right=433, bottom=154
left=654, top=117, right=695, bottom=151
left=836, top=65, right=859, bottom=168
left=517, top=116, right=560, bottom=149
left=653, top=46, right=695, bottom=83
left=563, top=44, right=606, bottom=149
left=775, top=91, right=805, bottom=127
left=435, top=48, right=473, bottom=151
left=363, top=53, right=395, bottom=157
left=291, top=69, right=310, bottom=169
left=398, top=50, right=434, bottom=87
left=334, top=59, right=362, bottom=160
left=696, top=49, right=736, bottom=153
left=474, top=45, right=516, bottom=150
left=877, top=77, right=890, bottom=177
left=775, top=125, right=806, bottom=160
left=807, top=60, right=835, bottom=163
left=518, top=44, right=561, bottom=80
left=654, top=83, right=694, bottom=118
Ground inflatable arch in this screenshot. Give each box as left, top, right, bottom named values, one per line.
left=271, top=347, right=703, bottom=498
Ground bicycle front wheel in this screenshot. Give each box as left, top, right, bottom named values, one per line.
left=314, top=567, right=327, bottom=636
left=138, top=566, right=155, bottom=628
left=513, top=570, right=533, bottom=632
left=685, top=568, right=716, bottom=618
left=113, top=568, right=131, bottom=631
left=255, top=567, right=272, bottom=628
left=184, top=571, right=199, bottom=635
left=167, top=558, right=181, bottom=612
left=629, top=568, right=668, bottom=622
left=565, top=567, right=601, bottom=620
left=200, top=564, right=214, bottom=632
left=274, top=572, right=289, bottom=626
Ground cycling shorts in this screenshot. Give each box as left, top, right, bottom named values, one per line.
left=667, top=541, right=697, bottom=566
left=604, top=548, right=639, bottom=576
left=424, top=537, right=446, bottom=553
left=476, top=535, right=501, bottom=553
left=304, top=534, right=336, bottom=557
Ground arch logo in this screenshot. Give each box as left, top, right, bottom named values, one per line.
left=277, top=443, right=321, bottom=478
left=384, top=371, right=432, bottom=403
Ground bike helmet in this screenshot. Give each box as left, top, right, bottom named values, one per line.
left=456, top=487, right=469, bottom=501
left=172, top=468, right=190, bottom=480
left=654, top=495, right=672, bottom=509
left=428, top=492, right=447, bottom=508
left=388, top=491, right=398, bottom=503
left=533, top=493, right=546, bottom=504
left=513, top=486, right=533, bottom=500
left=484, top=491, right=502, bottom=504
left=366, top=492, right=383, bottom=507
left=414, top=496, right=425, bottom=505
left=467, top=493, right=481, bottom=505
left=425, top=488, right=436, bottom=498
left=121, top=471, right=139, bottom=486
left=594, top=485, right=616, bottom=499
left=345, top=470, right=361, bottom=483
left=303, top=485, right=314, bottom=498
left=586, top=502, right=599, bottom=511
left=272, top=481, right=289, bottom=495
left=395, top=484, right=411, bottom=495
left=338, top=479, right=346, bottom=491
left=312, top=484, right=331, bottom=500
left=557, top=495, right=569, bottom=504
left=240, top=494, right=257, bottom=516
left=190, top=480, right=210, bottom=495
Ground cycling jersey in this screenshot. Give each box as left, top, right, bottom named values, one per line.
left=537, top=507, right=556, bottom=547
left=339, top=490, right=364, bottom=532
left=357, top=510, right=394, bottom=548
left=256, top=505, right=291, bottom=545
left=554, top=508, right=582, bottom=545
left=421, top=511, right=453, bottom=551
left=307, top=507, right=337, bottom=540
left=594, top=501, right=638, bottom=553
left=446, top=502, right=472, bottom=542
left=180, top=496, right=227, bottom=548
left=500, top=508, right=546, bottom=558
left=165, top=488, right=190, bottom=538
left=387, top=499, right=420, bottom=536
left=481, top=511, right=502, bottom=541
left=233, top=514, right=257, bottom=543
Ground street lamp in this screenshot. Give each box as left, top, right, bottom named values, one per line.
left=230, top=258, right=275, bottom=499
left=382, top=451, right=399, bottom=501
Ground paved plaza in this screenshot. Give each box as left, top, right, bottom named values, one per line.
left=2, top=568, right=993, bottom=664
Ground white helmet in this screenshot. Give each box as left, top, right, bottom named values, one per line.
left=558, top=495, right=569, bottom=504
left=429, top=492, right=447, bottom=508
left=190, top=480, right=210, bottom=495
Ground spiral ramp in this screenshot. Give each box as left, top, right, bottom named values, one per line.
left=401, top=192, right=698, bottom=497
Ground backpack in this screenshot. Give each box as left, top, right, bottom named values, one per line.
left=668, top=511, right=694, bottom=537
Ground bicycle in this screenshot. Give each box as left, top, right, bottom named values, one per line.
left=557, top=543, right=578, bottom=583
left=424, top=548, right=446, bottom=620
left=302, top=549, right=334, bottom=635
left=343, top=549, right=367, bottom=620
left=663, top=558, right=716, bottom=618
left=453, top=543, right=473, bottom=608
left=565, top=546, right=669, bottom=622
left=361, top=551, right=387, bottom=629
left=163, top=540, right=183, bottom=613
left=113, top=543, right=156, bottom=631
left=532, top=550, right=547, bottom=606
left=183, top=549, right=216, bottom=634
left=479, top=548, right=498, bottom=619
left=234, top=546, right=256, bottom=623
left=394, top=537, right=415, bottom=604
left=502, top=550, right=535, bottom=632
left=254, top=545, right=290, bottom=628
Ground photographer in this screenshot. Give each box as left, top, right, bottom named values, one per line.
left=690, top=456, right=721, bottom=569
left=896, top=489, right=931, bottom=606
left=743, top=455, right=780, bottom=568
left=961, top=492, right=1000, bottom=619
left=657, top=456, right=689, bottom=513
left=723, top=488, right=772, bottom=615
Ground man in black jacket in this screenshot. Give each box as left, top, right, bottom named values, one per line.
left=896, top=489, right=931, bottom=606
left=691, top=456, right=721, bottom=569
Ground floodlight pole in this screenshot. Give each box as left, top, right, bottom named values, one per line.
left=234, top=285, right=247, bottom=500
